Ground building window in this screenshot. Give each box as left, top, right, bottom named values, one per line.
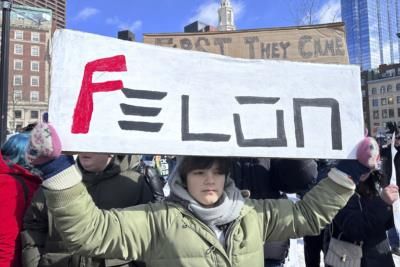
left=30, top=76, right=39, bottom=87
left=14, top=44, right=23, bottom=55
left=387, top=84, right=393, bottom=92
left=396, top=83, right=400, bottom=91
left=371, top=88, right=377, bottom=94
left=14, top=30, right=23, bottom=40
left=31, top=32, right=40, bottom=42
left=31, top=61, right=39, bottom=72
left=398, top=108, right=400, bottom=116
left=13, top=90, right=22, bottom=101
left=14, top=110, right=22, bottom=119
left=373, top=110, right=379, bottom=119
left=389, top=109, right=395, bottom=118
left=30, top=91, right=39, bottom=102
left=381, top=98, right=387, bottom=105
left=30, top=110, right=39, bottom=119
left=380, top=86, right=386, bottom=94
left=13, top=75, right=23, bottom=86
left=14, top=59, right=23, bottom=70
left=31, top=46, right=40, bottom=57
left=388, top=97, right=394, bottom=105
left=382, top=109, right=388, bottom=118
left=397, top=96, right=400, bottom=103
left=372, top=99, right=379, bottom=107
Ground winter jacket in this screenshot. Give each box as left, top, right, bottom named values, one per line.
left=21, top=155, right=154, bottom=267
left=42, top=165, right=354, bottom=267
left=329, top=193, right=395, bottom=266
left=230, top=158, right=317, bottom=261
left=0, top=152, right=41, bottom=267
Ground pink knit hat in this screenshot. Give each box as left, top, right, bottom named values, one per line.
left=26, top=123, right=62, bottom=165
left=356, top=137, right=380, bottom=169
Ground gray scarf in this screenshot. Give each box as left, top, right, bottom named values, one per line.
left=168, top=158, right=244, bottom=226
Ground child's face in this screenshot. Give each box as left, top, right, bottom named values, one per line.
left=186, top=162, right=225, bottom=208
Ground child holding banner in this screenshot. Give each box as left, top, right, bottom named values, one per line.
left=25, top=123, right=398, bottom=267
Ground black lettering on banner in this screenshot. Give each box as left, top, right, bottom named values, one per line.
left=335, top=37, right=345, bottom=56
left=244, top=36, right=259, bottom=59
left=293, top=98, right=342, bottom=150
left=118, top=121, right=163, bottom=132
left=299, top=35, right=313, bottom=59
left=118, top=88, right=167, bottom=132
left=195, top=37, right=210, bottom=52
left=121, top=88, right=167, bottom=100
left=180, top=38, right=193, bottom=50
left=261, top=42, right=290, bottom=59
left=234, top=96, right=287, bottom=147
left=214, top=38, right=232, bottom=55
left=324, top=39, right=335, bottom=56
left=261, top=43, right=271, bottom=59
left=236, top=96, right=280, bottom=104
left=120, top=104, right=161, bottom=116
left=314, top=39, right=323, bottom=57
left=280, top=42, right=290, bottom=59
left=155, top=38, right=176, bottom=48
left=271, top=43, right=280, bottom=58
left=181, top=95, right=231, bottom=142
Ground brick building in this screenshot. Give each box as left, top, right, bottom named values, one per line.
left=2, top=5, right=52, bottom=131
left=364, top=63, right=400, bottom=136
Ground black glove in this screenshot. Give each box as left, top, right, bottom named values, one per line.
left=144, top=166, right=165, bottom=201
left=335, top=160, right=370, bottom=184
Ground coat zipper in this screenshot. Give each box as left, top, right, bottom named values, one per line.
left=225, top=218, right=242, bottom=260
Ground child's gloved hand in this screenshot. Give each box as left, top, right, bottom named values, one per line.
left=26, top=123, right=75, bottom=180
left=26, top=123, right=62, bottom=165
left=336, top=137, right=380, bottom=184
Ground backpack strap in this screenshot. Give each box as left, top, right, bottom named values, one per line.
left=12, top=174, right=29, bottom=205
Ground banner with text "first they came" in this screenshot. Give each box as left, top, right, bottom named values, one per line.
left=49, top=29, right=363, bottom=159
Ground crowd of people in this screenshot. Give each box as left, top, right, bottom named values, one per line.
left=0, top=121, right=399, bottom=267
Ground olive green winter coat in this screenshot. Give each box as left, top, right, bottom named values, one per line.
left=42, top=166, right=354, bottom=267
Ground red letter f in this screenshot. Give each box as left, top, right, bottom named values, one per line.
left=71, top=55, right=127, bottom=134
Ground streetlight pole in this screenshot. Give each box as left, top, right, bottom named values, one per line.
left=0, top=0, right=12, bottom=145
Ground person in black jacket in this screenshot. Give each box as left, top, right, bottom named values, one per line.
left=326, top=170, right=397, bottom=266
left=230, top=158, right=317, bottom=267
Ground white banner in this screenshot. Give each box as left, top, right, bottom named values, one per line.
left=49, top=29, right=364, bottom=158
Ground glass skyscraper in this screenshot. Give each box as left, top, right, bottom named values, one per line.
left=341, top=0, right=400, bottom=70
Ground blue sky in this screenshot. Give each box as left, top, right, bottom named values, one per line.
left=66, top=0, right=341, bottom=41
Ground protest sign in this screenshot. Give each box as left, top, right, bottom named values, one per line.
left=390, top=134, right=400, bottom=241
left=49, top=29, right=363, bottom=158
left=144, top=23, right=349, bottom=64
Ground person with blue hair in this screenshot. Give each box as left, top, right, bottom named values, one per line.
left=0, top=132, right=42, bottom=267
left=2, top=132, right=31, bottom=168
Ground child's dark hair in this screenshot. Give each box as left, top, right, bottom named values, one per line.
left=179, top=156, right=231, bottom=183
